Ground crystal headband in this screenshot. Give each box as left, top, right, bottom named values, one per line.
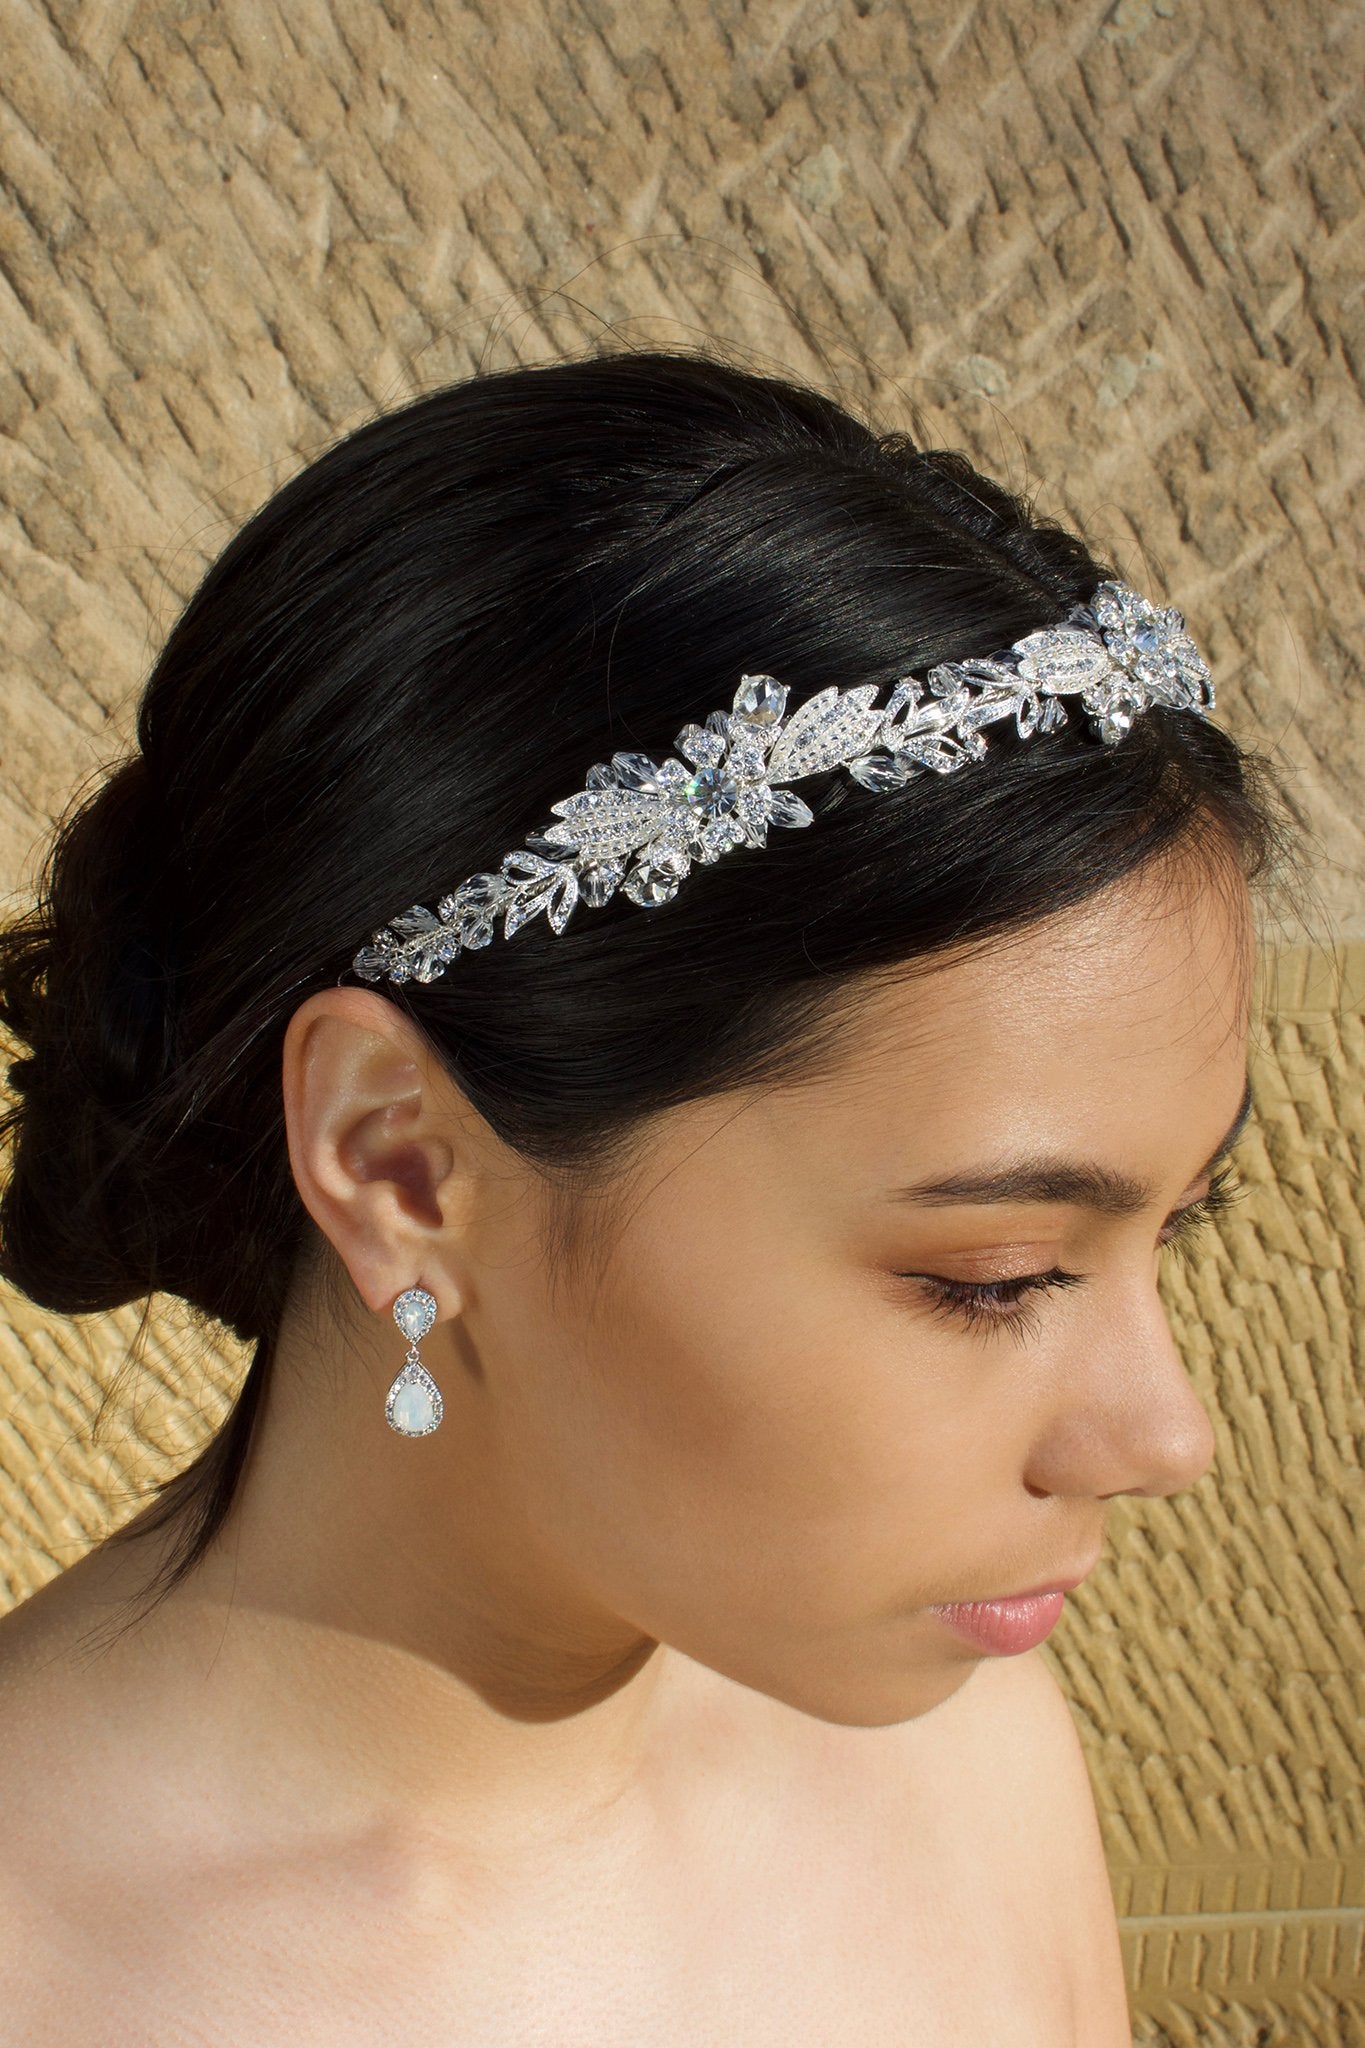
left=351, top=579, right=1214, bottom=988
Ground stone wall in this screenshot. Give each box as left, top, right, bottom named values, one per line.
left=2, top=3, right=1361, bottom=2037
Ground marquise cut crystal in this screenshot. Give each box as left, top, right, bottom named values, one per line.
left=351, top=579, right=1215, bottom=987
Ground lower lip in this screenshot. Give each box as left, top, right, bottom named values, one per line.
left=928, top=1590, right=1068, bottom=1654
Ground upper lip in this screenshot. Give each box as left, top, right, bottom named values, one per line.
left=945, top=1555, right=1103, bottom=1604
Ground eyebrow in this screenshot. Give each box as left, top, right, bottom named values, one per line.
left=884, top=1075, right=1254, bottom=1218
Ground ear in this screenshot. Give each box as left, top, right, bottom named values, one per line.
left=280, top=986, right=479, bottom=1323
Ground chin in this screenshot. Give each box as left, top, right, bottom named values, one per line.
left=755, top=1649, right=982, bottom=1731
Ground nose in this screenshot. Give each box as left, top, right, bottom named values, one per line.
left=1024, top=1275, right=1218, bottom=1502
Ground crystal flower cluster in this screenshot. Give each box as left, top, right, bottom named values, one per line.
left=352, top=580, right=1214, bottom=988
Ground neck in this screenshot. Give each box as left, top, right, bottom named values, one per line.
left=82, top=1300, right=728, bottom=1856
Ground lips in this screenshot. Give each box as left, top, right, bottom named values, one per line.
left=945, top=1554, right=1102, bottom=1605
left=930, top=1591, right=1069, bottom=1655
left=924, top=1554, right=1100, bottom=1654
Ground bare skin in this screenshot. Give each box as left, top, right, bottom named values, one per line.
left=0, top=852, right=1253, bottom=2045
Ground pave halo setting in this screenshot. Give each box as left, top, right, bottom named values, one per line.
left=351, top=580, right=1214, bottom=991
left=385, top=1287, right=443, bottom=1438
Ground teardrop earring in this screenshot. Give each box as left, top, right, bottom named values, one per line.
left=385, top=1287, right=444, bottom=1436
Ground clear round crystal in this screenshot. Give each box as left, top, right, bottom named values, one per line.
left=411, top=938, right=457, bottom=982
left=622, top=861, right=683, bottom=906
left=683, top=764, right=739, bottom=818
left=458, top=872, right=505, bottom=909
left=580, top=861, right=623, bottom=907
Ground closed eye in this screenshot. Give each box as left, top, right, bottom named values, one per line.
left=894, top=1266, right=1085, bottom=1342
left=895, top=1162, right=1247, bottom=1342
left=1157, top=1161, right=1245, bottom=1264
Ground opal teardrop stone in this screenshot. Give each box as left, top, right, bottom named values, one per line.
left=385, top=1358, right=444, bottom=1437
left=393, top=1288, right=437, bottom=1342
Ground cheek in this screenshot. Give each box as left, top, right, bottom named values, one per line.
left=514, top=1229, right=1024, bottom=1630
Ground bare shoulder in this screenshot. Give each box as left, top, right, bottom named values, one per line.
left=937, top=1649, right=1132, bottom=2044
left=0, top=1536, right=208, bottom=2042
left=0, top=1564, right=111, bottom=2041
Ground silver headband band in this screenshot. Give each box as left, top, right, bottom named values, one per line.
left=351, top=580, right=1214, bottom=990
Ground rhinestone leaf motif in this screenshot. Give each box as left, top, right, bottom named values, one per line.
left=351, top=580, right=1215, bottom=988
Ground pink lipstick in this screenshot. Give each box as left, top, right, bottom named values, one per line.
left=928, top=1584, right=1077, bottom=1655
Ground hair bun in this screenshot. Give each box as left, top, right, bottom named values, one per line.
left=0, top=753, right=186, bottom=1314
left=4, top=1049, right=42, bottom=1099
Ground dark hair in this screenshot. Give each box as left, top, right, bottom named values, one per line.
left=0, top=347, right=1288, bottom=1625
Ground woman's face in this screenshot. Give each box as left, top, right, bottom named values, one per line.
left=439, top=854, right=1252, bottom=1728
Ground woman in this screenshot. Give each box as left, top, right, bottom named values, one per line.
left=0, top=350, right=1285, bottom=2043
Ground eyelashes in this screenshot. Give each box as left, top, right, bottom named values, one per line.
left=911, top=1265, right=1084, bottom=1342
left=1156, top=1160, right=1244, bottom=1263
left=899, top=1163, right=1246, bottom=1343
